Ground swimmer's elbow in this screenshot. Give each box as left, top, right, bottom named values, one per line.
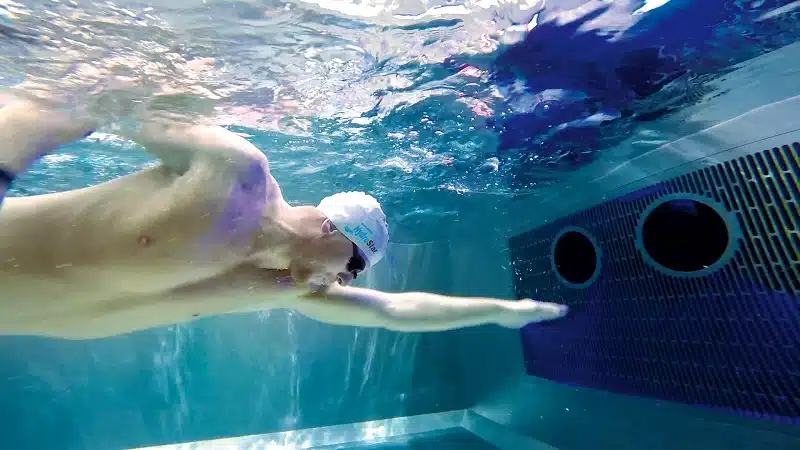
left=375, top=295, right=467, bottom=332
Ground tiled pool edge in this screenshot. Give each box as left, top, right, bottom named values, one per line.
left=462, top=409, right=558, bottom=449
left=131, top=408, right=556, bottom=449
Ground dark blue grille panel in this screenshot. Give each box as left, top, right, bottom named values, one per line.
left=511, top=143, right=800, bottom=424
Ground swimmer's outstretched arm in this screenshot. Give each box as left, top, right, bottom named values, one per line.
left=0, top=100, right=96, bottom=204
left=296, top=284, right=568, bottom=331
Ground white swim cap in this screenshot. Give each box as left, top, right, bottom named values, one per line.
left=317, top=191, right=389, bottom=269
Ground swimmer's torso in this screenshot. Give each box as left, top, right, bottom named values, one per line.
left=0, top=159, right=296, bottom=338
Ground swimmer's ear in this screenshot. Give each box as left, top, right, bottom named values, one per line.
left=321, top=218, right=335, bottom=235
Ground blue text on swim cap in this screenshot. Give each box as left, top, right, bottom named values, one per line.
left=344, top=224, right=378, bottom=253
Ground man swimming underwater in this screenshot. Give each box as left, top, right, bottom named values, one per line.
left=0, top=96, right=568, bottom=339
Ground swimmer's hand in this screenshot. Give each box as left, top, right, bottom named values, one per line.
left=494, top=299, right=569, bottom=329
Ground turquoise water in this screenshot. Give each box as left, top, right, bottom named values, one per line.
left=2, top=1, right=800, bottom=449
left=6, top=0, right=800, bottom=241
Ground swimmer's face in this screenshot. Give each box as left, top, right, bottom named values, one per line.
left=290, top=213, right=366, bottom=287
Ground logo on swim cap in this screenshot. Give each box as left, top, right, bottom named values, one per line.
left=344, top=223, right=378, bottom=253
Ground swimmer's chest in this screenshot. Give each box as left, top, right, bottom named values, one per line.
left=3, top=163, right=269, bottom=298
left=92, top=162, right=267, bottom=255
left=105, top=161, right=269, bottom=248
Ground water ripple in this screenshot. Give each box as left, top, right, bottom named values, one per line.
left=4, top=0, right=800, bottom=238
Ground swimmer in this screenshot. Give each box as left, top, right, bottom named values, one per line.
left=0, top=97, right=568, bottom=339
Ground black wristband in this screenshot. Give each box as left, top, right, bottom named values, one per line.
left=0, top=166, right=16, bottom=187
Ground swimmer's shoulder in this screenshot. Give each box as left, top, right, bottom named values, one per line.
left=134, top=121, right=270, bottom=170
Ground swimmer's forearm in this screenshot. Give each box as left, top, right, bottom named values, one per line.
left=311, top=284, right=511, bottom=332
left=0, top=103, right=42, bottom=206
left=0, top=100, right=96, bottom=172
left=0, top=100, right=95, bottom=208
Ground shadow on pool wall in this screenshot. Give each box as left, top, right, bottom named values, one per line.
left=0, top=239, right=470, bottom=450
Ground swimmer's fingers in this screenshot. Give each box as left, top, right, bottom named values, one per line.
left=496, top=299, right=569, bottom=329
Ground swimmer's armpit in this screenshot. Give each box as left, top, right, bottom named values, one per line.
left=0, top=166, right=13, bottom=206
left=0, top=166, right=15, bottom=187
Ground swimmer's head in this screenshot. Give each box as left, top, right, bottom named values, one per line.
left=284, top=192, right=388, bottom=287
left=317, top=191, right=389, bottom=269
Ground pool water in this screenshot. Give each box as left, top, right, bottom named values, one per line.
left=6, top=0, right=800, bottom=240
left=1, top=1, right=799, bottom=449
